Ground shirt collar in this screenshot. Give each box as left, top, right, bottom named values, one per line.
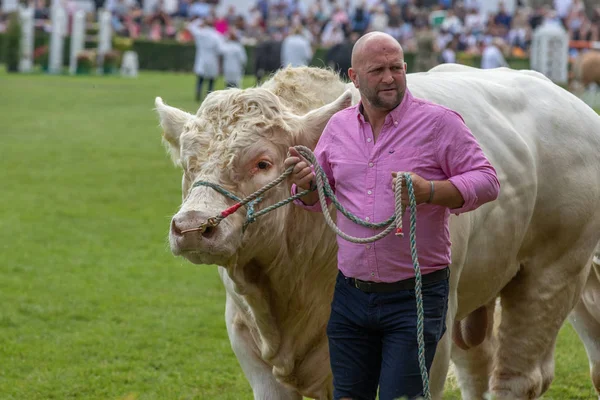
left=355, top=88, right=414, bottom=125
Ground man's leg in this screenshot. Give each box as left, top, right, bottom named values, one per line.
left=327, top=272, right=382, bottom=400
left=207, top=78, right=215, bottom=95
left=377, top=278, right=450, bottom=400
left=196, top=75, right=204, bottom=102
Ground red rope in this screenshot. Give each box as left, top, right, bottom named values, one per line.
left=220, top=202, right=243, bottom=218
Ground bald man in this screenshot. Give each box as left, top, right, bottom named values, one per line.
left=285, top=32, right=499, bottom=400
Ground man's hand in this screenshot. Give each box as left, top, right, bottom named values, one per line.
left=391, top=171, right=432, bottom=206
left=284, top=147, right=315, bottom=190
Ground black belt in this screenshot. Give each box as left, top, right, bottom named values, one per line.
left=344, top=267, right=449, bottom=293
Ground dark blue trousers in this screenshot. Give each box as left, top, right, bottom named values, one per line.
left=326, top=271, right=449, bottom=400
left=195, top=75, right=215, bottom=102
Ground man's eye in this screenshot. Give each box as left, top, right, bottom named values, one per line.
left=257, top=161, right=271, bottom=170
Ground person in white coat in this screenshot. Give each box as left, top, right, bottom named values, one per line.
left=280, top=25, right=313, bottom=68
left=187, top=17, right=224, bottom=102
left=220, top=30, right=248, bottom=88
left=481, top=38, right=509, bottom=69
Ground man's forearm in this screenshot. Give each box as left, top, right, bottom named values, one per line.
left=430, top=180, right=465, bottom=209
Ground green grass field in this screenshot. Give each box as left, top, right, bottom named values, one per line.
left=0, top=70, right=597, bottom=400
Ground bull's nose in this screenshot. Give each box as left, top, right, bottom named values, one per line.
left=170, top=210, right=217, bottom=245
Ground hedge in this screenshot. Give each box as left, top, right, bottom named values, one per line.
left=0, top=31, right=98, bottom=68
left=0, top=32, right=530, bottom=74
left=128, top=39, right=419, bottom=74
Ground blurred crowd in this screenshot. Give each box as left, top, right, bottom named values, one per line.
left=1, top=0, right=599, bottom=75
left=5, top=0, right=596, bottom=51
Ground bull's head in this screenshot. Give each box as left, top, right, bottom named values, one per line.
left=155, top=87, right=353, bottom=267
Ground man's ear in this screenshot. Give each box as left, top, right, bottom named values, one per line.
left=348, top=67, right=359, bottom=89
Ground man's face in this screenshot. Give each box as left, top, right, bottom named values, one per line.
left=351, top=47, right=407, bottom=111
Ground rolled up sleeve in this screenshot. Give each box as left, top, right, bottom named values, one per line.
left=435, top=109, right=500, bottom=215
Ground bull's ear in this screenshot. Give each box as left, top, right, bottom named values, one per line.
left=154, top=97, right=193, bottom=163
left=293, top=89, right=354, bottom=149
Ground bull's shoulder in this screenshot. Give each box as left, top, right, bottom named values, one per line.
left=409, top=94, right=460, bottom=118
left=407, top=68, right=571, bottom=121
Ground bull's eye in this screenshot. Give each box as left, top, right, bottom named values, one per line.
left=257, top=161, right=271, bottom=170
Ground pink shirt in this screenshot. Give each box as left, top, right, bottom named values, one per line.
left=292, top=89, right=500, bottom=283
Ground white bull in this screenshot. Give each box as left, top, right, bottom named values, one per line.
left=154, top=65, right=600, bottom=399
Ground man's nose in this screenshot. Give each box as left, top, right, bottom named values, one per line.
left=382, top=69, right=394, bottom=84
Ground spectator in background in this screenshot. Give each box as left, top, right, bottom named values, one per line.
left=571, top=16, right=594, bottom=42
left=529, top=5, right=546, bottom=30
left=111, top=0, right=142, bottom=38
left=464, top=5, right=484, bottom=36
left=188, top=17, right=223, bottom=101
left=369, top=4, right=389, bottom=33
left=321, top=20, right=345, bottom=47
left=280, top=25, right=313, bottom=67
left=493, top=1, right=512, bottom=36
left=175, top=0, right=190, bottom=18
left=554, top=0, right=572, bottom=25
left=350, top=1, right=370, bottom=34
left=326, top=31, right=359, bottom=81
left=220, top=30, right=248, bottom=88
left=255, top=0, right=269, bottom=22
left=254, top=32, right=282, bottom=85
left=481, top=38, right=508, bottom=69
left=439, top=34, right=458, bottom=63
left=34, top=0, right=50, bottom=20
left=330, top=4, right=350, bottom=28
left=508, top=8, right=530, bottom=53
left=214, top=9, right=229, bottom=34
left=146, top=0, right=175, bottom=40
left=591, top=7, right=600, bottom=41
left=441, top=8, right=463, bottom=35
left=386, top=3, right=402, bottom=40
left=414, top=25, right=438, bottom=71
left=188, top=0, right=211, bottom=19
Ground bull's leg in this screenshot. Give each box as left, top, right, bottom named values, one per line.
left=224, top=294, right=302, bottom=400
left=569, top=259, right=600, bottom=399
left=450, top=301, right=496, bottom=400
left=490, top=255, right=589, bottom=400
left=427, top=265, right=460, bottom=400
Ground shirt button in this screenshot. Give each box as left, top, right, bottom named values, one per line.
left=394, top=121, right=398, bottom=126
left=366, top=245, right=371, bottom=249
left=365, top=217, right=370, bottom=221
left=367, top=138, right=372, bottom=142
left=367, top=190, right=372, bottom=195
left=371, top=272, right=375, bottom=276
left=368, top=162, right=374, bottom=167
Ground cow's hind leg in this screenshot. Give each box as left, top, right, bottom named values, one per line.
left=225, top=294, right=302, bottom=400
left=569, top=258, right=600, bottom=399
left=450, top=301, right=497, bottom=400
left=490, top=252, right=589, bottom=400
